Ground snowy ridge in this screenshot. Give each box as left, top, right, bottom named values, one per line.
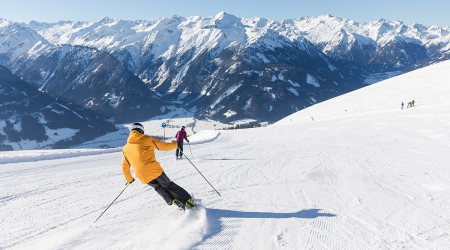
left=0, top=129, right=220, bottom=161
left=0, top=20, right=50, bottom=61
left=188, top=130, right=220, bottom=145
left=20, top=13, right=450, bottom=74
left=283, top=14, right=450, bottom=54
left=276, top=59, right=450, bottom=125
left=0, top=148, right=121, bottom=165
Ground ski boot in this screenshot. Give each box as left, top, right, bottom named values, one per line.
left=185, top=199, right=197, bottom=208
left=172, top=199, right=185, bottom=211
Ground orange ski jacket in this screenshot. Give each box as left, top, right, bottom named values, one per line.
left=122, top=130, right=178, bottom=184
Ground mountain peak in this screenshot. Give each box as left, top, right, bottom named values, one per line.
left=205, top=11, right=243, bottom=29
left=212, top=11, right=239, bottom=22
left=99, top=16, right=113, bottom=22
left=214, top=11, right=230, bottom=18
left=322, top=14, right=336, bottom=19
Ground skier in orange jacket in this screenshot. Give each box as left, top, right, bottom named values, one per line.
left=121, top=123, right=196, bottom=209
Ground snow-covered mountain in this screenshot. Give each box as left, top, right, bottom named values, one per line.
left=1, top=13, right=450, bottom=129
left=0, top=66, right=117, bottom=150
left=14, top=44, right=167, bottom=123
left=283, top=15, right=450, bottom=66
left=0, top=18, right=51, bottom=64
left=27, top=13, right=450, bottom=74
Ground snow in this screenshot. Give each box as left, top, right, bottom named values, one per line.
left=288, top=80, right=300, bottom=87
left=306, top=73, right=320, bottom=87
left=223, top=110, right=237, bottom=118
left=243, top=98, right=252, bottom=111
left=256, top=52, right=270, bottom=63
left=287, top=87, right=299, bottom=96
left=270, top=74, right=277, bottom=82
left=285, top=15, right=450, bottom=53
left=3, top=125, right=80, bottom=151
left=2, top=60, right=450, bottom=249
left=209, top=81, right=242, bottom=109
left=363, top=71, right=402, bottom=85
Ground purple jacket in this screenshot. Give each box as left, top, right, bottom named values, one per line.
left=175, top=128, right=189, bottom=142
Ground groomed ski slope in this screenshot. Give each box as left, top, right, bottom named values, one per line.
left=1, top=60, right=450, bottom=249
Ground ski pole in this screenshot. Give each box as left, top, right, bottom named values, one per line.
left=188, top=142, right=193, bottom=158
left=94, top=183, right=130, bottom=223
left=178, top=147, right=221, bottom=197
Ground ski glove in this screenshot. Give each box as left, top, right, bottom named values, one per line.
left=127, top=178, right=135, bottom=185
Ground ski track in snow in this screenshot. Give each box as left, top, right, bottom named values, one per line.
left=2, top=61, right=450, bottom=249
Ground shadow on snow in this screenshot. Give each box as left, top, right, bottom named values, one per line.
left=195, top=208, right=336, bottom=247
left=207, top=208, right=336, bottom=219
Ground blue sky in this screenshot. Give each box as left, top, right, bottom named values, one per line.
left=0, top=0, right=449, bottom=27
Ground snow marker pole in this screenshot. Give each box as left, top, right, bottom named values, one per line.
left=188, top=142, right=193, bottom=158
left=304, top=105, right=314, bottom=121
left=94, top=183, right=130, bottom=223
left=178, top=147, right=221, bottom=197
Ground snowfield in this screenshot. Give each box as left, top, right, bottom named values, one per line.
left=1, top=60, right=450, bottom=249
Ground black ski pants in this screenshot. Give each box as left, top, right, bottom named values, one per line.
left=176, top=142, right=184, bottom=158
left=147, top=172, right=191, bottom=205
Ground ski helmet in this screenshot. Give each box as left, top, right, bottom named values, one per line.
left=130, top=122, right=144, bottom=134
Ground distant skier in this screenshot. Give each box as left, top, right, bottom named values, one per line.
left=121, top=123, right=196, bottom=210
left=175, top=126, right=189, bottom=160
left=401, top=102, right=404, bottom=110
left=411, top=100, right=415, bottom=107
left=407, top=102, right=412, bottom=108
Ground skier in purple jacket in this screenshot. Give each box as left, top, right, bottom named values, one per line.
left=175, top=126, right=189, bottom=159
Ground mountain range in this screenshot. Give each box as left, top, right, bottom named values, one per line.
left=0, top=66, right=116, bottom=150
left=1, top=12, right=450, bottom=149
